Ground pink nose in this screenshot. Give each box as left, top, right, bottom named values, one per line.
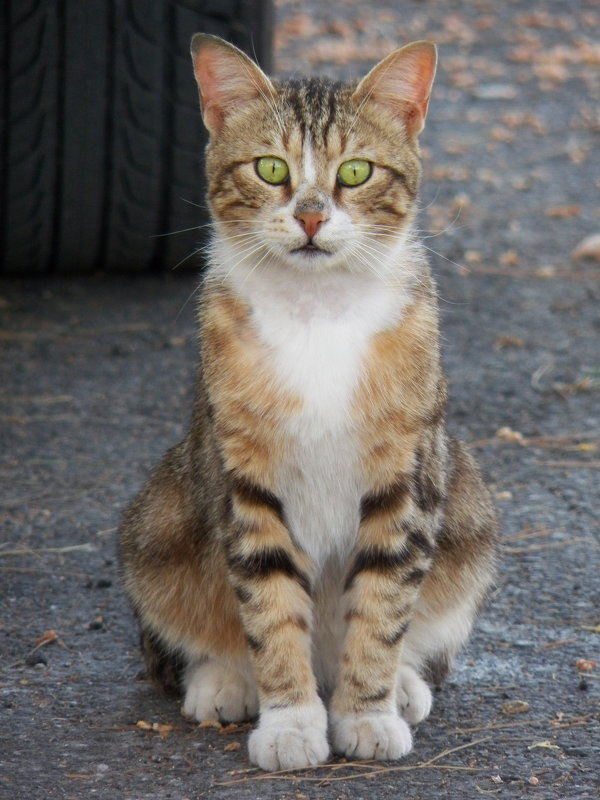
left=295, top=211, right=329, bottom=239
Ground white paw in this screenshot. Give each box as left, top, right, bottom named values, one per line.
left=331, top=711, right=412, bottom=760
left=182, top=659, right=258, bottom=722
left=396, top=664, right=432, bottom=724
left=248, top=703, right=330, bottom=772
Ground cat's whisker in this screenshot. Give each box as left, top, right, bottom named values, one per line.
left=215, top=231, right=266, bottom=244
left=419, top=242, right=467, bottom=274
left=175, top=282, right=204, bottom=321
left=171, top=247, right=205, bottom=271
left=240, top=246, right=277, bottom=285
left=152, top=222, right=218, bottom=239
left=180, top=197, right=211, bottom=211
left=218, top=242, right=270, bottom=284
left=349, top=242, right=394, bottom=285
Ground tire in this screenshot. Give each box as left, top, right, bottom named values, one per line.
left=0, top=0, right=273, bottom=274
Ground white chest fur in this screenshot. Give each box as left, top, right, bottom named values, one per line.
left=221, top=261, right=410, bottom=564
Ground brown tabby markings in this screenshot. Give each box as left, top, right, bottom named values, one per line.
left=119, top=33, right=497, bottom=772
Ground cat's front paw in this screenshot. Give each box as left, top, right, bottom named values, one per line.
left=182, top=659, right=258, bottom=722
left=396, top=664, right=432, bottom=724
left=331, top=711, right=412, bottom=761
left=249, top=703, right=330, bottom=771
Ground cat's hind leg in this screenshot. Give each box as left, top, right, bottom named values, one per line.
left=396, top=438, right=497, bottom=721
left=395, top=662, right=432, bottom=724
left=183, top=656, right=258, bottom=723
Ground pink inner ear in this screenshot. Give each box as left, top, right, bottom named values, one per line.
left=192, top=40, right=272, bottom=134
left=354, top=42, right=437, bottom=135
left=193, top=49, right=225, bottom=131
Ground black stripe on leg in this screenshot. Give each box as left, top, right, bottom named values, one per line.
left=377, top=620, right=410, bottom=647
left=403, top=567, right=428, bottom=585
left=407, top=528, right=435, bottom=558
left=228, top=547, right=311, bottom=597
left=344, top=546, right=411, bottom=591
left=411, top=449, right=445, bottom=514
left=230, top=475, right=286, bottom=526
left=358, top=687, right=390, bottom=704
left=360, top=474, right=410, bottom=522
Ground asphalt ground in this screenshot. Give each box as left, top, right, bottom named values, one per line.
left=1, top=0, right=599, bottom=797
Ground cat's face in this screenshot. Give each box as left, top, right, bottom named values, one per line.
left=192, top=36, right=436, bottom=278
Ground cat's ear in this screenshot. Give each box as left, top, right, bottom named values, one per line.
left=190, top=34, right=275, bottom=135
left=352, top=42, right=437, bottom=138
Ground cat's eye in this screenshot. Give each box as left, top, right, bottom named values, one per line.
left=256, top=156, right=289, bottom=185
left=337, top=159, right=372, bottom=187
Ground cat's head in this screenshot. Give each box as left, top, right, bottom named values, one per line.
left=191, top=34, right=436, bottom=278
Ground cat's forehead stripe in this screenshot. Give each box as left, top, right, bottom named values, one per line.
left=282, top=78, right=345, bottom=146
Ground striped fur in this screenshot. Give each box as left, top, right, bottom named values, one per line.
left=119, top=34, right=497, bottom=772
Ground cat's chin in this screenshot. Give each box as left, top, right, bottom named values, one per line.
left=284, top=246, right=346, bottom=273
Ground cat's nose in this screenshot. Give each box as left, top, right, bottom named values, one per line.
left=295, top=211, right=329, bottom=239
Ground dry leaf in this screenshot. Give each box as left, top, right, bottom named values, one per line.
left=572, top=233, right=600, bottom=262
left=496, top=427, right=526, bottom=445
left=34, top=630, right=58, bottom=648
left=534, top=266, right=557, bottom=277
left=545, top=204, right=581, bottom=218
left=502, top=700, right=530, bottom=715
left=219, top=723, right=239, bottom=734
left=499, top=250, right=519, bottom=266
left=576, top=658, right=597, bottom=672
left=528, top=740, right=560, bottom=751
left=198, top=719, right=222, bottom=729
left=224, top=741, right=241, bottom=752
left=136, top=720, right=173, bottom=738
left=495, top=335, right=525, bottom=349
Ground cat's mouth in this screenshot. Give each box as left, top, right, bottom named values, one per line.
left=291, top=244, right=331, bottom=257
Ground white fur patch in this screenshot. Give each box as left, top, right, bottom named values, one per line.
left=396, top=664, right=432, bottom=724
left=302, top=141, right=317, bottom=184
left=248, top=702, right=330, bottom=771
left=331, top=711, right=413, bottom=760
left=182, top=658, right=258, bottom=722
left=220, top=263, right=407, bottom=564
left=402, top=601, right=477, bottom=672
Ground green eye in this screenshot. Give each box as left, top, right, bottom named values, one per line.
left=256, top=156, right=289, bottom=184
left=337, top=159, right=372, bottom=187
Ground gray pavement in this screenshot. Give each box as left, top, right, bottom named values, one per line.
left=1, top=0, right=599, bottom=797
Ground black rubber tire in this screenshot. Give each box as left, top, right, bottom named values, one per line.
left=0, top=0, right=273, bottom=274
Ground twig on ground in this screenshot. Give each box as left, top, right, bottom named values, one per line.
left=501, top=537, right=588, bottom=554
left=539, top=460, right=600, bottom=469
left=215, top=738, right=490, bottom=786
left=0, top=543, right=96, bottom=558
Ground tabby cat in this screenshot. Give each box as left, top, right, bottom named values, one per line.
left=119, top=33, right=497, bottom=772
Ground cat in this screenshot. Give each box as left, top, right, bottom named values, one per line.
left=119, top=33, right=498, bottom=772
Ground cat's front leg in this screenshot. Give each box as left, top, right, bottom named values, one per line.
left=225, top=476, right=330, bottom=771
left=330, top=481, right=436, bottom=761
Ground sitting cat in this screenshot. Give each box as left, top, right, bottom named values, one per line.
left=119, top=33, right=497, bottom=772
